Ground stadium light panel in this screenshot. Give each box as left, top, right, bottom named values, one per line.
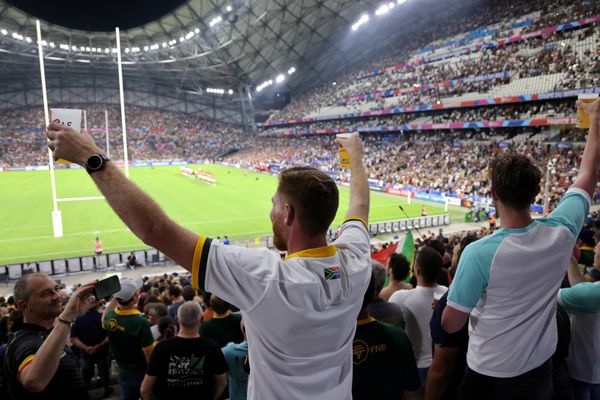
left=104, top=48, right=110, bottom=53
left=375, top=5, right=389, bottom=15
left=1, top=29, right=7, bottom=35
left=41, top=40, right=48, bottom=46
left=195, top=28, right=200, bottom=34
left=125, top=48, right=130, bottom=53
left=185, top=31, right=194, bottom=39
left=179, top=36, right=185, bottom=42
left=351, top=14, right=369, bottom=31
left=397, top=0, right=406, bottom=4
left=226, top=5, right=232, bottom=12
left=59, top=44, right=69, bottom=50
left=228, top=89, right=234, bottom=95
left=288, top=66, right=296, bottom=75
left=162, top=42, right=167, bottom=48
left=72, top=45, right=77, bottom=50
left=85, top=46, right=90, bottom=51
left=25, top=36, right=32, bottom=43
left=275, top=74, right=285, bottom=83
left=144, top=46, right=149, bottom=51
left=49, top=42, right=55, bottom=48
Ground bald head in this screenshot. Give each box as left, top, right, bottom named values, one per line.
left=177, top=301, right=202, bottom=328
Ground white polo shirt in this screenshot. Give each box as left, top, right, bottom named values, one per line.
left=448, top=188, right=590, bottom=378
left=192, top=219, right=371, bottom=400
left=389, top=285, right=448, bottom=368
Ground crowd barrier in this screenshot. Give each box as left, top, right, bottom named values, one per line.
left=0, top=248, right=168, bottom=282
left=0, top=215, right=451, bottom=282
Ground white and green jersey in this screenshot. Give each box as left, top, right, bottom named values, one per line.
left=448, top=188, right=590, bottom=378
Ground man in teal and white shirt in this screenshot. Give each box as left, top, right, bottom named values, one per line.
left=442, top=99, right=599, bottom=399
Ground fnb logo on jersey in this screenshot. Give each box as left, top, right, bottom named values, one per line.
left=324, top=265, right=340, bottom=280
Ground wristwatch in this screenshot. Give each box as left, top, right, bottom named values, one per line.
left=85, top=154, right=110, bottom=174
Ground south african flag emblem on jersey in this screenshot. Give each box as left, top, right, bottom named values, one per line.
left=324, top=265, right=341, bottom=280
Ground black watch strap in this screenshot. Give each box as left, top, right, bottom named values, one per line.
left=85, top=154, right=110, bottom=174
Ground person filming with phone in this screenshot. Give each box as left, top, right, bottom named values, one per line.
left=3, top=273, right=100, bottom=400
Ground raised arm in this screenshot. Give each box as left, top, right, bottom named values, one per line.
left=19, top=282, right=98, bottom=392
left=45, top=123, right=198, bottom=272
left=335, top=133, right=369, bottom=225
left=572, top=99, right=600, bottom=198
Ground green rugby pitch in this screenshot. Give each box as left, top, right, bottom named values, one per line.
left=0, top=165, right=466, bottom=264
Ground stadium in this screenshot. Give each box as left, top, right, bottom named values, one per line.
left=0, top=0, right=599, bottom=399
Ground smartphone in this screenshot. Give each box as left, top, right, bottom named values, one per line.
left=93, top=275, right=121, bottom=300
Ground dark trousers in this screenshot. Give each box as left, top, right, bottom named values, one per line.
left=459, top=359, right=553, bottom=400
left=118, top=372, right=145, bottom=400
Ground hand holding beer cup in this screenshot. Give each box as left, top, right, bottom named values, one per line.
left=335, top=133, right=363, bottom=170
left=576, top=94, right=599, bottom=129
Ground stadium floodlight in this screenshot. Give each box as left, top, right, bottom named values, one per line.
left=226, top=5, right=232, bottom=11
left=288, top=66, right=296, bottom=75
left=85, top=46, right=90, bottom=51
left=275, top=74, right=285, bottom=84
left=228, top=89, right=234, bottom=94
left=209, top=16, right=223, bottom=27
left=351, top=14, right=369, bottom=31
left=41, top=40, right=48, bottom=46
left=125, top=48, right=130, bottom=53
left=59, top=43, right=69, bottom=50
left=49, top=42, right=55, bottom=48
left=195, top=28, right=200, bottom=34
left=72, top=45, right=77, bottom=50
left=397, top=0, right=406, bottom=4
left=185, top=31, right=194, bottom=39
left=179, top=36, right=185, bottom=42
left=144, top=46, right=149, bottom=51
left=162, top=42, right=167, bottom=48
left=104, top=48, right=110, bottom=53
left=25, top=36, right=32, bottom=43
left=1, top=29, right=7, bottom=35
left=375, top=4, right=390, bottom=15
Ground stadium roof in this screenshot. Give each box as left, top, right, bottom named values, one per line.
left=0, top=0, right=481, bottom=107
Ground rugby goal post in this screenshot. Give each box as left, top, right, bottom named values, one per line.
left=37, top=21, right=130, bottom=237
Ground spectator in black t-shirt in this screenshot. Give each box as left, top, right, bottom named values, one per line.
left=368, top=261, right=405, bottom=328
left=426, top=235, right=476, bottom=400
left=70, top=305, right=112, bottom=397
left=141, top=301, right=228, bottom=400
left=200, top=295, right=243, bottom=348
left=4, top=273, right=99, bottom=400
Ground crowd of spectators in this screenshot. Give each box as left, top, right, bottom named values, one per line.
left=2, top=208, right=599, bottom=399
left=267, top=2, right=600, bottom=121
left=0, top=106, right=250, bottom=168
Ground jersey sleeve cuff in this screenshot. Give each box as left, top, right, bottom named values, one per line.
left=343, top=216, right=368, bottom=230
left=446, top=299, right=474, bottom=314
left=566, top=187, right=592, bottom=207
left=192, top=236, right=213, bottom=291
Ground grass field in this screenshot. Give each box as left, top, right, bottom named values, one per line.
left=0, top=165, right=466, bottom=264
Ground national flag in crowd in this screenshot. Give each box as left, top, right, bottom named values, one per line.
left=371, top=230, right=415, bottom=286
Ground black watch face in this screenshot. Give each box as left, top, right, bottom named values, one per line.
left=87, top=154, right=103, bottom=170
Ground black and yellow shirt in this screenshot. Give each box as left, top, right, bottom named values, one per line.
left=4, top=323, right=88, bottom=400
left=352, top=317, right=420, bottom=399
left=102, top=307, right=156, bottom=378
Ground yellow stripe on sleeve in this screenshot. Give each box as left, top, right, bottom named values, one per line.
left=17, top=354, right=35, bottom=375
left=192, top=236, right=207, bottom=289
left=343, top=215, right=368, bottom=230
left=143, top=341, right=157, bottom=352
